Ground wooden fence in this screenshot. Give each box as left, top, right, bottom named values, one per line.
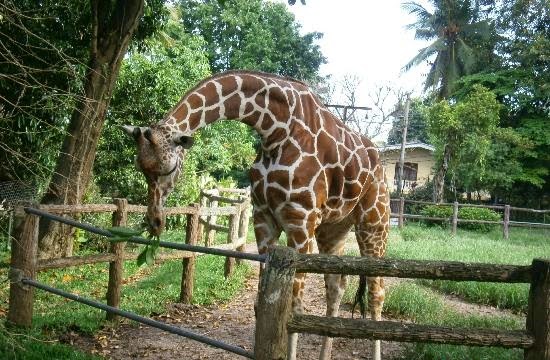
left=8, top=189, right=251, bottom=325
left=391, top=198, right=550, bottom=239
left=255, top=247, right=550, bottom=360
left=7, top=199, right=550, bottom=359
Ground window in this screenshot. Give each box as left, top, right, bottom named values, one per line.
left=394, top=162, right=418, bottom=181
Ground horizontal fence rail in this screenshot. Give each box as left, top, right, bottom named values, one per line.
left=390, top=198, right=550, bottom=239
left=24, top=207, right=265, bottom=263
left=22, top=278, right=254, bottom=359
left=288, top=314, right=535, bottom=349
left=292, top=253, right=533, bottom=283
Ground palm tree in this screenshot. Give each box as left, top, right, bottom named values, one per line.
left=402, top=0, right=492, bottom=99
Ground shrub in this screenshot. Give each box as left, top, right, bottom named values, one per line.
left=420, top=205, right=453, bottom=227
left=458, top=207, right=501, bottom=232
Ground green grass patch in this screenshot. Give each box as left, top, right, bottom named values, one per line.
left=386, top=225, right=549, bottom=312
left=386, top=282, right=523, bottom=360
left=0, top=324, right=101, bottom=360
left=343, top=279, right=524, bottom=360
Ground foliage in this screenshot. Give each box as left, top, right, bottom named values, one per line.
left=458, top=206, right=501, bottom=232
left=0, top=0, right=167, bottom=186
left=179, top=0, right=326, bottom=82
left=419, top=204, right=502, bottom=232
left=0, top=0, right=87, bottom=184
left=386, top=98, right=430, bottom=145
left=94, top=24, right=211, bottom=205
left=427, top=85, right=501, bottom=200
left=402, top=0, right=497, bottom=99
left=420, top=205, right=453, bottom=227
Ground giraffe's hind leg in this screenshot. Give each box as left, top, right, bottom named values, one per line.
left=355, top=184, right=390, bottom=360
left=316, top=221, right=353, bottom=360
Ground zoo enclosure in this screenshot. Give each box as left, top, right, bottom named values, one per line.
left=390, top=197, right=550, bottom=239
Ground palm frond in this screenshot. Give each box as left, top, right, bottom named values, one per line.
left=461, top=20, right=493, bottom=40
left=402, top=38, right=446, bottom=73
left=402, top=1, right=433, bottom=29
left=414, top=27, right=437, bottom=40
left=456, top=38, right=476, bottom=73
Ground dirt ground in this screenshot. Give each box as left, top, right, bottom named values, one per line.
left=69, top=262, right=407, bottom=360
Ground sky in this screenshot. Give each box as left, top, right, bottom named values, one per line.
left=281, top=0, right=432, bottom=141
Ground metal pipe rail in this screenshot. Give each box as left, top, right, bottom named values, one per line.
left=24, top=207, right=265, bottom=263
left=22, top=278, right=254, bottom=359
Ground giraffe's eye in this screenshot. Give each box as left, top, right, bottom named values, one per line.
left=174, top=135, right=194, bottom=149
left=144, top=129, right=153, bottom=142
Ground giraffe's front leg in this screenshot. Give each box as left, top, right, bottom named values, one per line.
left=316, top=224, right=351, bottom=360
left=283, top=214, right=316, bottom=360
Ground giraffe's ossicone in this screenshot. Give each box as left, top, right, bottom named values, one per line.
left=124, top=70, right=389, bottom=360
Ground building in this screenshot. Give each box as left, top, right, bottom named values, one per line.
left=378, top=142, right=435, bottom=194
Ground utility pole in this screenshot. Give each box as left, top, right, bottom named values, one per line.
left=397, top=96, right=411, bottom=197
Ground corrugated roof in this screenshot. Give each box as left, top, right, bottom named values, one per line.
left=379, top=142, right=435, bottom=153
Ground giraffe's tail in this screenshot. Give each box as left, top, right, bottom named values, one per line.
left=352, top=275, right=367, bottom=318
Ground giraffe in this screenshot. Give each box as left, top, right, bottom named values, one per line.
left=123, top=70, right=390, bottom=360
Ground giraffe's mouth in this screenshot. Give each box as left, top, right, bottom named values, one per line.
left=158, top=159, right=179, bottom=177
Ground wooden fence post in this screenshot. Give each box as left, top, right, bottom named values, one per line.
left=180, top=204, right=199, bottom=303
left=106, top=198, right=128, bottom=321
left=255, top=247, right=296, bottom=360
left=398, top=197, right=405, bottom=229
left=236, top=202, right=251, bottom=265
left=199, top=192, right=207, bottom=246
left=525, top=259, right=550, bottom=360
left=8, top=207, right=39, bottom=327
left=503, top=205, right=510, bottom=240
left=224, top=210, right=239, bottom=278
left=451, top=201, right=459, bottom=235
left=206, top=190, right=219, bottom=246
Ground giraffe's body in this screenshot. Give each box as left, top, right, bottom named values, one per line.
left=124, top=70, right=390, bottom=360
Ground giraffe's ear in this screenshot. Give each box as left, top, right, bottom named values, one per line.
left=173, top=133, right=194, bottom=149
left=122, top=125, right=142, bottom=140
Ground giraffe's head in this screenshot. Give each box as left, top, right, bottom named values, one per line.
left=123, top=124, right=194, bottom=236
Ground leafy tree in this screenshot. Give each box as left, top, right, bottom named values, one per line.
left=0, top=0, right=168, bottom=257
left=386, top=98, right=430, bottom=145
left=450, top=0, right=549, bottom=206
left=179, top=0, right=326, bottom=81
left=402, top=0, right=496, bottom=99
left=427, top=85, right=500, bottom=202
left=0, top=1, right=90, bottom=184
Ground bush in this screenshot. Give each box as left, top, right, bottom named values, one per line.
left=420, top=205, right=453, bottom=227
left=458, top=207, right=501, bottom=232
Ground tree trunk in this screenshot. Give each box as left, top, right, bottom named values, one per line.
left=433, top=144, right=451, bottom=203
left=38, top=0, right=144, bottom=259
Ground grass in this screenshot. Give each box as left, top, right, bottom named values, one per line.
left=387, top=224, right=549, bottom=312
left=385, top=282, right=523, bottom=360
left=0, top=236, right=253, bottom=359
left=344, top=224, right=548, bottom=360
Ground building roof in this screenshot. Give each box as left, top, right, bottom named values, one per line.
left=378, top=142, right=435, bottom=153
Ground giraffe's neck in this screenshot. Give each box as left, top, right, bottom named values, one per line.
left=163, top=71, right=313, bottom=148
